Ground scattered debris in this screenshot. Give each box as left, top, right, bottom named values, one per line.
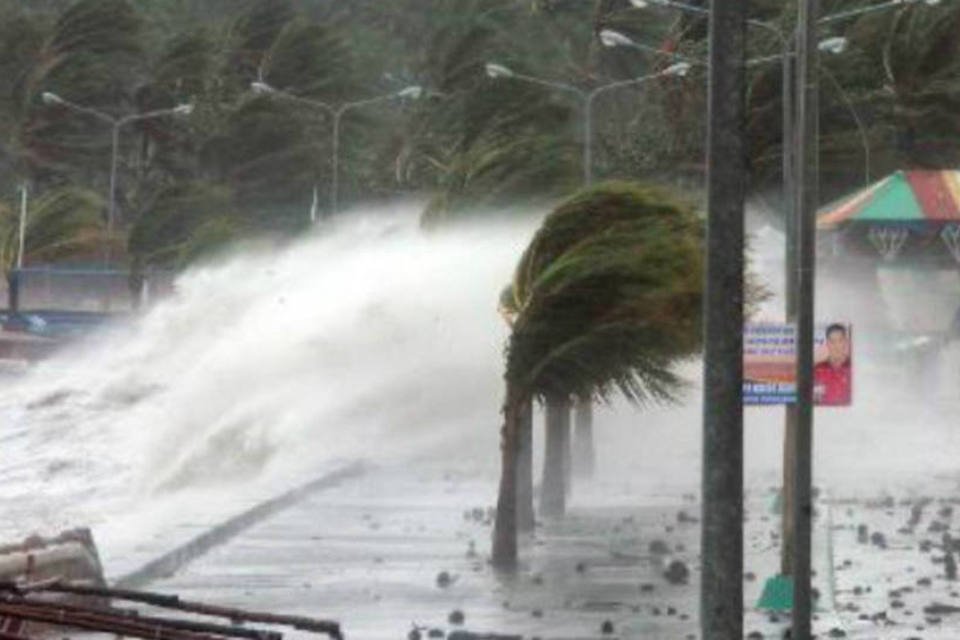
left=947, top=552, right=958, bottom=580
left=923, top=602, right=960, bottom=615
left=663, top=560, right=690, bottom=585
left=649, top=540, right=670, bottom=555
left=870, top=531, right=888, bottom=549
left=436, top=572, right=457, bottom=589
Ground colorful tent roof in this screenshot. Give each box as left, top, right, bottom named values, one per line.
left=818, top=170, right=960, bottom=230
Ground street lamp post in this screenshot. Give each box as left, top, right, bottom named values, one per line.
left=41, top=92, right=193, bottom=267
left=701, top=1, right=748, bottom=637
left=484, top=61, right=690, bottom=185
left=251, top=82, right=423, bottom=217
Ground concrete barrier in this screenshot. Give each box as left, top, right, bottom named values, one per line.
left=115, top=462, right=368, bottom=589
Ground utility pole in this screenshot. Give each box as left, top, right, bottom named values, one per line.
left=792, top=0, right=820, bottom=637
left=701, top=0, right=747, bottom=638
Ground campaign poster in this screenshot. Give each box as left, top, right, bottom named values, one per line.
left=743, top=322, right=853, bottom=406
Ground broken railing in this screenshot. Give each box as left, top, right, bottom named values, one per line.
left=0, top=580, right=342, bottom=640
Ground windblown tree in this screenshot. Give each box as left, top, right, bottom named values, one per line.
left=127, top=180, right=235, bottom=270
left=416, top=0, right=684, bottom=226
left=26, top=0, right=146, bottom=187
left=492, top=181, right=704, bottom=570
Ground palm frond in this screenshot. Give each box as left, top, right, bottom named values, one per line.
left=504, top=180, right=703, bottom=405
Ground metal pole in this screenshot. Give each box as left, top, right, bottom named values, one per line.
left=17, top=183, right=27, bottom=269
left=792, top=0, right=820, bottom=637
left=701, top=0, right=746, bottom=638
left=331, top=110, right=342, bottom=216
left=783, top=36, right=797, bottom=321
left=781, top=29, right=799, bottom=578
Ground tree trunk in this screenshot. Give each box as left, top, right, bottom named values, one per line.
left=517, top=396, right=535, bottom=532
left=781, top=407, right=797, bottom=575
left=492, top=383, right=523, bottom=570
left=572, top=396, right=596, bottom=479
left=541, top=393, right=570, bottom=518
left=128, top=256, right=145, bottom=312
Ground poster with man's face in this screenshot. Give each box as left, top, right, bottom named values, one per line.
left=813, top=323, right=853, bottom=406
left=743, top=322, right=853, bottom=406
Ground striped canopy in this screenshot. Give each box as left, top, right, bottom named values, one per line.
left=818, top=170, right=960, bottom=230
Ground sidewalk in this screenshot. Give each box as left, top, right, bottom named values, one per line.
left=133, top=464, right=960, bottom=640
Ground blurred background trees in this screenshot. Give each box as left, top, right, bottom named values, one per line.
left=0, top=0, right=957, bottom=270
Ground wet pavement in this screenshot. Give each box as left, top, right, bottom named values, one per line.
left=131, top=465, right=960, bottom=640
left=145, top=467, right=704, bottom=640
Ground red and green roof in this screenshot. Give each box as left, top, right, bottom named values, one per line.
left=818, top=170, right=960, bottom=229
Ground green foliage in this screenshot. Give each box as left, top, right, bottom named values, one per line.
left=212, top=96, right=316, bottom=231
left=175, top=216, right=240, bottom=268
left=153, top=28, right=217, bottom=103
left=263, top=19, right=354, bottom=98
left=503, top=181, right=703, bottom=404
left=128, top=181, right=233, bottom=266
left=231, top=0, right=296, bottom=81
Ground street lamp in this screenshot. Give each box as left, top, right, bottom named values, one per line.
left=41, top=92, right=193, bottom=268
left=485, top=61, right=689, bottom=184
left=599, top=30, right=692, bottom=63
left=252, top=82, right=423, bottom=217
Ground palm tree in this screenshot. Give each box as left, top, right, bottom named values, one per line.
left=0, top=187, right=108, bottom=271
left=0, top=186, right=110, bottom=310
left=492, top=181, right=704, bottom=570
left=127, top=180, right=235, bottom=270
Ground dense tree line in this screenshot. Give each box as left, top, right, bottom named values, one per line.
left=0, top=0, right=957, bottom=273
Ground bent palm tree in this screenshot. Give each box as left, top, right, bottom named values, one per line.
left=0, top=186, right=111, bottom=309
left=492, top=181, right=704, bottom=569
left=0, top=187, right=107, bottom=273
